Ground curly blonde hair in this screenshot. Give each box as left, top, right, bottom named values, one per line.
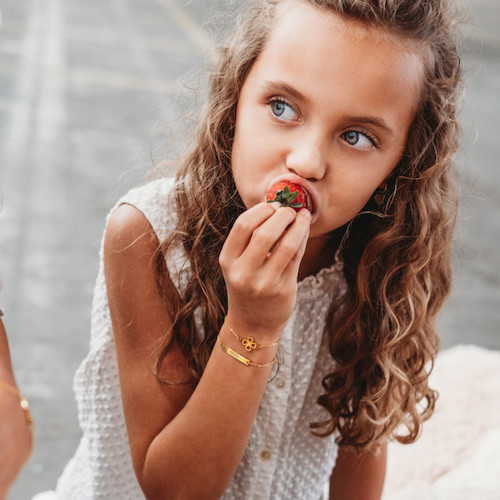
left=155, top=0, right=462, bottom=450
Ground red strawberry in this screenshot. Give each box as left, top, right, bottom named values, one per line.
left=266, top=181, right=312, bottom=212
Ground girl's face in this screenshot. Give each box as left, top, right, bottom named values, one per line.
left=231, top=0, right=424, bottom=241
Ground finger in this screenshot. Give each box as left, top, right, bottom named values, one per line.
left=282, top=225, right=310, bottom=280
left=220, top=203, right=280, bottom=263
left=266, top=209, right=311, bottom=276
left=242, top=207, right=298, bottom=267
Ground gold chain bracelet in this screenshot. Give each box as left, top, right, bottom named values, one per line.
left=224, top=319, right=281, bottom=352
left=0, top=381, right=33, bottom=425
left=217, top=336, right=276, bottom=368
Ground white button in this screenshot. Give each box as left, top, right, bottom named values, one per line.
left=261, top=450, right=272, bottom=461
left=275, top=378, right=286, bottom=389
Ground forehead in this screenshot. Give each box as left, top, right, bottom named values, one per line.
left=269, top=0, right=422, bottom=50
left=255, top=0, right=425, bottom=108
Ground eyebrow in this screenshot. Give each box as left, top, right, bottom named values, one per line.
left=263, top=79, right=396, bottom=137
left=263, top=80, right=311, bottom=105
left=347, top=116, right=395, bottom=137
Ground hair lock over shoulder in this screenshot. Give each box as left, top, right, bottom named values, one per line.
left=155, top=0, right=462, bottom=450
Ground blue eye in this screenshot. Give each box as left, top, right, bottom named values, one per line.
left=270, top=99, right=298, bottom=122
left=342, top=130, right=376, bottom=150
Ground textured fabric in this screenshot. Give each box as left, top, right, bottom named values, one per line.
left=53, top=177, right=346, bottom=499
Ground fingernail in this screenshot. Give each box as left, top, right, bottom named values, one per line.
left=300, top=208, right=312, bottom=220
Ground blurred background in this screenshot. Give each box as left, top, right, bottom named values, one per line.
left=0, top=0, right=498, bottom=498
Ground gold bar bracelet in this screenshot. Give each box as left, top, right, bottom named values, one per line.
left=220, top=342, right=252, bottom=366
left=217, top=336, right=276, bottom=368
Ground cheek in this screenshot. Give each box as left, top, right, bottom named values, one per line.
left=343, top=169, right=383, bottom=198
left=231, top=142, right=247, bottom=200
left=231, top=113, right=255, bottom=176
left=231, top=111, right=253, bottom=180
left=339, top=193, right=373, bottom=221
left=230, top=133, right=262, bottom=209
left=231, top=111, right=280, bottom=207
left=330, top=174, right=383, bottom=221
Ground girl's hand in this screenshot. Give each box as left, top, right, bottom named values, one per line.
left=219, top=202, right=311, bottom=340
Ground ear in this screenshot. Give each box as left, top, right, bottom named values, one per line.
left=373, top=182, right=389, bottom=206
left=376, top=181, right=389, bottom=194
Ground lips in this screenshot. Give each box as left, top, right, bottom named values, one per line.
left=266, top=181, right=313, bottom=213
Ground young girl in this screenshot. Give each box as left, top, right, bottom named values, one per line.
left=51, top=0, right=462, bottom=498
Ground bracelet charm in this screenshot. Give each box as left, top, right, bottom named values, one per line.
left=224, top=319, right=281, bottom=350
left=241, top=336, right=258, bottom=351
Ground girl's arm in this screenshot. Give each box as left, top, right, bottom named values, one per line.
left=329, top=444, right=387, bottom=500
left=104, top=202, right=311, bottom=500
left=0, top=319, right=33, bottom=500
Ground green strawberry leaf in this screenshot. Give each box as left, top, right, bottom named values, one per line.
left=267, top=186, right=304, bottom=208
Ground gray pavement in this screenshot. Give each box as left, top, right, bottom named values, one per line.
left=0, top=0, right=498, bottom=498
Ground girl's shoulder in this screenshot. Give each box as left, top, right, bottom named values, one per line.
left=109, top=176, right=177, bottom=244
left=103, top=177, right=178, bottom=300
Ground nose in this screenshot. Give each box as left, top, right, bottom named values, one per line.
left=285, top=129, right=327, bottom=181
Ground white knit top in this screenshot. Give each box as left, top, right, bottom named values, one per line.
left=55, top=177, right=347, bottom=500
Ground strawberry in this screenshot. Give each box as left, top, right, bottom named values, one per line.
left=266, top=181, right=312, bottom=212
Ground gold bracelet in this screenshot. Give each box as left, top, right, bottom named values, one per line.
left=0, top=381, right=33, bottom=425
left=224, top=319, right=281, bottom=352
left=217, top=336, right=276, bottom=368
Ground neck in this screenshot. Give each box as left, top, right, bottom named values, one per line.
left=298, top=235, right=338, bottom=280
